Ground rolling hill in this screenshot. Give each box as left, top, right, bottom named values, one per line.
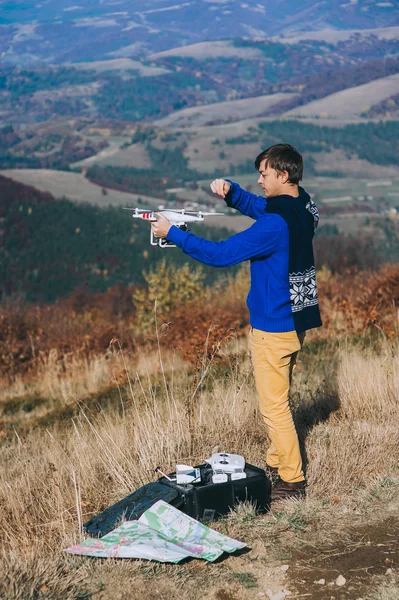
left=285, top=74, right=399, bottom=120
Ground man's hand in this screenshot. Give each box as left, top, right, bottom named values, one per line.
left=151, top=213, right=172, bottom=239
left=210, top=179, right=231, bottom=199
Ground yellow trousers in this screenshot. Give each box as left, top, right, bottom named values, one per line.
left=249, top=327, right=305, bottom=483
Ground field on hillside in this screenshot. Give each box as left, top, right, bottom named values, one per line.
left=155, top=93, right=299, bottom=128
left=0, top=169, right=161, bottom=208
left=150, top=40, right=265, bottom=60
left=70, top=58, right=170, bottom=77
left=1, top=262, right=399, bottom=599
left=72, top=142, right=152, bottom=170
left=275, top=25, right=399, bottom=44
left=286, top=74, right=399, bottom=120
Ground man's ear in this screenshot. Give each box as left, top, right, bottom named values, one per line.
left=278, top=170, right=289, bottom=184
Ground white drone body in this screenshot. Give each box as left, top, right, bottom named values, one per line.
left=206, top=452, right=247, bottom=482
left=124, top=207, right=224, bottom=248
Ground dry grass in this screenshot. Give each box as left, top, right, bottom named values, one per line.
left=1, top=329, right=399, bottom=598
left=372, top=576, right=399, bottom=600
left=302, top=340, right=399, bottom=496
left=0, top=345, right=186, bottom=405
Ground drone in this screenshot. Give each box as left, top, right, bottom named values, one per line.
left=124, top=207, right=224, bottom=248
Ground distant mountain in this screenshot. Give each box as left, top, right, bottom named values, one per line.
left=1, top=0, right=398, bottom=65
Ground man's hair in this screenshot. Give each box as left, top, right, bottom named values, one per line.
left=254, top=144, right=303, bottom=184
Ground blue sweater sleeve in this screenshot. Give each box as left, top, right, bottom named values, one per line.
left=224, top=180, right=267, bottom=220
left=165, top=217, right=283, bottom=268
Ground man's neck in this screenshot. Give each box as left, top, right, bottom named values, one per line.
left=276, top=184, right=300, bottom=198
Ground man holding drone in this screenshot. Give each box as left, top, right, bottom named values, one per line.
left=151, top=143, right=322, bottom=500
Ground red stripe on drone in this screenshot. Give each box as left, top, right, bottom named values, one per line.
left=142, top=213, right=151, bottom=219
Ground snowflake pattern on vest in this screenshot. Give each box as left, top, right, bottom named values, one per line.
left=289, top=267, right=319, bottom=313
left=306, top=199, right=319, bottom=231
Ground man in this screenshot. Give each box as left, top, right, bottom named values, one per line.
left=152, top=143, right=322, bottom=500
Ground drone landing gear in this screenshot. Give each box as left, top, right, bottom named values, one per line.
left=151, top=224, right=188, bottom=248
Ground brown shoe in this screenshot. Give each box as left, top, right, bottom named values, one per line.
left=271, top=479, right=306, bottom=501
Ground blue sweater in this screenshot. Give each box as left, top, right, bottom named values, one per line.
left=166, top=181, right=295, bottom=333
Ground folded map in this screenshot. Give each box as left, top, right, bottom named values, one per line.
left=65, top=499, right=246, bottom=563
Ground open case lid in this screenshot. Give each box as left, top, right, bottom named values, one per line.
left=83, top=481, right=182, bottom=537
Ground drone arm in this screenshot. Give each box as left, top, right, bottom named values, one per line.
left=224, top=180, right=267, bottom=220
left=166, top=219, right=283, bottom=267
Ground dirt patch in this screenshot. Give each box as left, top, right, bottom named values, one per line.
left=287, top=517, right=399, bottom=599
left=214, top=588, right=243, bottom=600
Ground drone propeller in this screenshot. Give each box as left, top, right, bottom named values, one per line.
left=196, top=212, right=224, bottom=217
left=123, top=207, right=152, bottom=215
left=124, top=207, right=224, bottom=215
left=159, top=210, right=225, bottom=223
left=160, top=209, right=224, bottom=217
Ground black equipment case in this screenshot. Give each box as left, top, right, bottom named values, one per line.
left=84, top=463, right=270, bottom=537
left=158, top=462, right=271, bottom=522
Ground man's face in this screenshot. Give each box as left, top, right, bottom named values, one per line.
left=257, top=160, right=287, bottom=198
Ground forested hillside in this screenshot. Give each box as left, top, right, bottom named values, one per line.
left=0, top=175, right=235, bottom=302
